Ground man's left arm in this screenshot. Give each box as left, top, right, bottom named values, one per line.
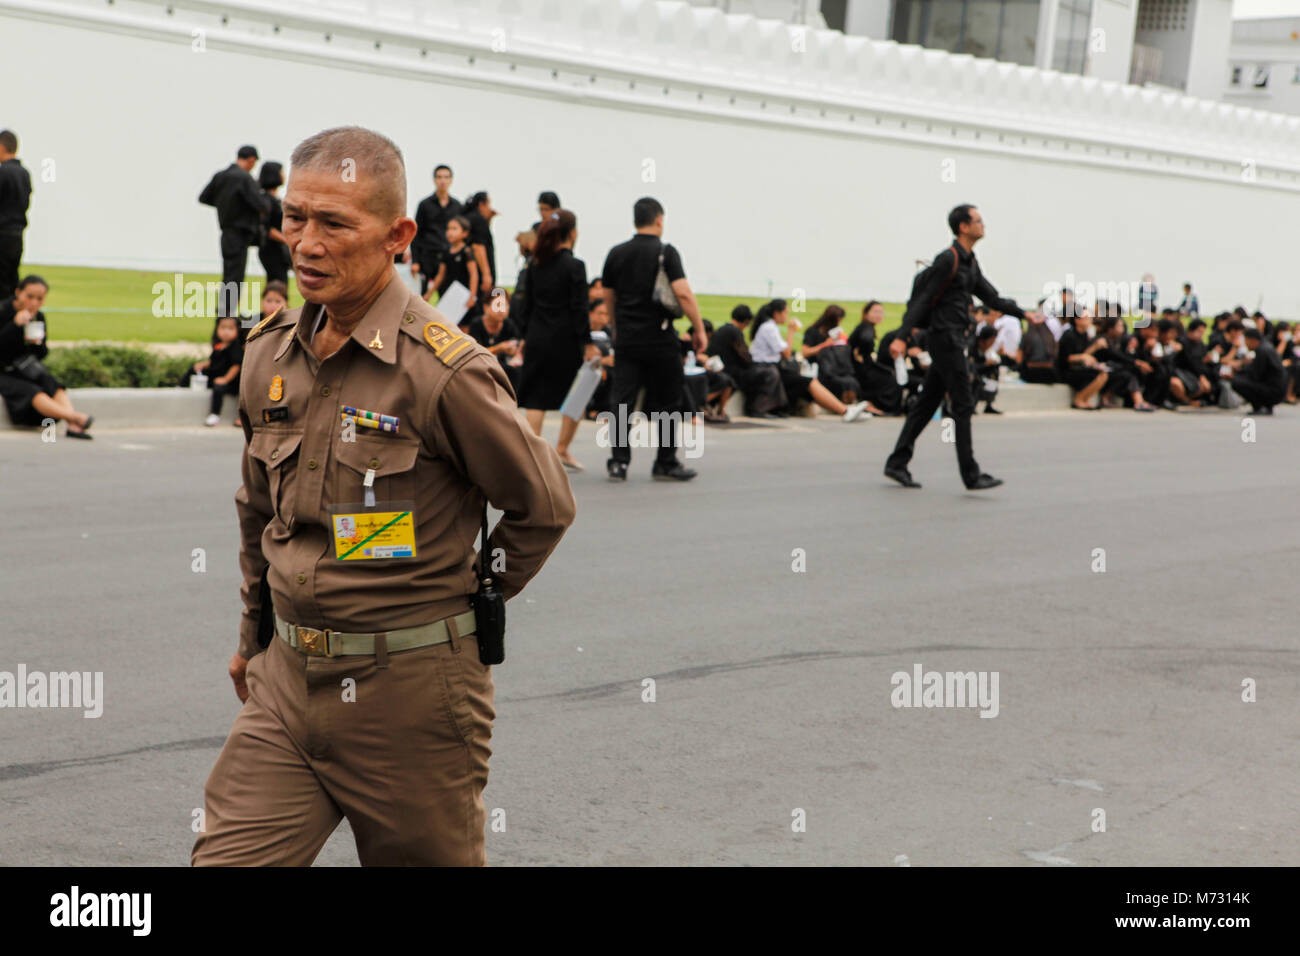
left=666, top=246, right=705, bottom=352
left=431, top=354, right=576, bottom=598
left=973, top=265, right=1026, bottom=320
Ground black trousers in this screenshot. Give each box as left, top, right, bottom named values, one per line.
left=209, top=380, right=239, bottom=416
left=609, top=346, right=684, bottom=466
left=219, top=229, right=256, bottom=317
left=885, top=345, right=979, bottom=484
left=1231, top=376, right=1284, bottom=410
left=0, top=232, right=22, bottom=302
left=1141, top=365, right=1171, bottom=405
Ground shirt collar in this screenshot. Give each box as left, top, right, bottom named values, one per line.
left=277, top=270, right=409, bottom=365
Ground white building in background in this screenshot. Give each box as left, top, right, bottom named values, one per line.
left=1227, top=17, right=1300, bottom=115
left=691, top=0, right=1235, bottom=97
left=3, top=0, right=1298, bottom=313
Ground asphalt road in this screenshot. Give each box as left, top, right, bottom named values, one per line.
left=1, top=407, right=1297, bottom=866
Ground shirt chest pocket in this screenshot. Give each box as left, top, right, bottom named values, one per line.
left=333, top=434, right=421, bottom=506
left=248, top=429, right=304, bottom=522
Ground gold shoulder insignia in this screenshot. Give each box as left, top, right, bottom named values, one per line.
left=246, top=305, right=287, bottom=343
left=422, top=320, right=474, bottom=366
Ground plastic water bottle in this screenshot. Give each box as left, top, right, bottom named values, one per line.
left=894, top=355, right=908, bottom=386
left=685, top=351, right=697, bottom=370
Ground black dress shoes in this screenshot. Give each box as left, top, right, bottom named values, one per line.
left=652, top=462, right=697, bottom=481
left=884, top=466, right=921, bottom=488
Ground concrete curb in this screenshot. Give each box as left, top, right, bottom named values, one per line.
left=0, top=388, right=239, bottom=430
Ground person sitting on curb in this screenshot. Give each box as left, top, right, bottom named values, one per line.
left=181, top=315, right=243, bottom=426
left=0, top=274, right=95, bottom=438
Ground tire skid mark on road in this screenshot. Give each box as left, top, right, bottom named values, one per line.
left=0, top=735, right=226, bottom=782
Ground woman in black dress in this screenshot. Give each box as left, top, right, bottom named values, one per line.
left=518, top=210, right=598, bottom=468
left=257, top=162, right=290, bottom=284
left=1055, top=311, right=1109, bottom=410
left=0, top=275, right=94, bottom=438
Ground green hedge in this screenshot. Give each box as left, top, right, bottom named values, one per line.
left=43, top=345, right=198, bottom=388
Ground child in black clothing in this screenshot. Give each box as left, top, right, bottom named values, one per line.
left=427, top=215, right=479, bottom=318
left=182, top=316, right=243, bottom=425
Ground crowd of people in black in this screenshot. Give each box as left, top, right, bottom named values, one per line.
left=3, top=133, right=1294, bottom=450
left=689, top=293, right=1298, bottom=422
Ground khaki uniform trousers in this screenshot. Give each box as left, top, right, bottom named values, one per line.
left=192, top=626, right=494, bottom=866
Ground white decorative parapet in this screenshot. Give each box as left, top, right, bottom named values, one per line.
left=5, top=0, right=1298, bottom=307
left=8, top=0, right=1300, bottom=188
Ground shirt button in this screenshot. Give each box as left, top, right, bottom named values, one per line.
left=321, top=386, right=331, bottom=397
left=270, top=449, right=279, bottom=460
left=368, top=457, right=380, bottom=469
left=307, top=459, right=318, bottom=470
left=296, top=573, right=306, bottom=584
left=403, top=314, right=414, bottom=324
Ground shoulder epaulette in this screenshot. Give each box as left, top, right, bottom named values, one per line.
left=245, top=306, right=295, bottom=344
left=418, top=317, right=480, bottom=368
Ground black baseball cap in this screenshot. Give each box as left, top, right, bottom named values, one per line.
left=237, top=145, right=260, bottom=160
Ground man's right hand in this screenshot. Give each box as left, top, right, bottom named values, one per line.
left=228, top=652, right=250, bottom=703
left=889, top=339, right=906, bottom=359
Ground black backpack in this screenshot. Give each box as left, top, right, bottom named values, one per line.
left=905, top=243, right=960, bottom=329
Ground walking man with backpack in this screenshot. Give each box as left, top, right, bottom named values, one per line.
left=883, top=204, right=1039, bottom=491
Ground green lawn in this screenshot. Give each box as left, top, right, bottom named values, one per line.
left=27, top=264, right=906, bottom=347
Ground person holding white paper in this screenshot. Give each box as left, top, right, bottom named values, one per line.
left=426, top=215, right=477, bottom=323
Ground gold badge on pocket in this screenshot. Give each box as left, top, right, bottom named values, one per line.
left=269, top=375, right=283, bottom=401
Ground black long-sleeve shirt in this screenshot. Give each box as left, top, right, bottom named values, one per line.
left=0, top=299, right=48, bottom=366
left=1241, top=340, right=1286, bottom=391
left=706, top=322, right=752, bottom=377
left=199, top=164, right=269, bottom=235
left=1055, top=328, right=1097, bottom=377
left=410, top=193, right=462, bottom=272
left=1178, top=337, right=1210, bottom=379
left=0, top=158, right=32, bottom=236
left=518, top=249, right=590, bottom=346
left=898, top=243, right=1025, bottom=351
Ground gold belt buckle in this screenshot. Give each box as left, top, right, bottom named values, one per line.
left=295, top=626, right=335, bottom=657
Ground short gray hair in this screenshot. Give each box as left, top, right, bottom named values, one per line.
left=289, top=126, right=406, bottom=220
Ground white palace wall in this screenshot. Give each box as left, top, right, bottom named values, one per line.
left=1, top=0, right=1295, bottom=311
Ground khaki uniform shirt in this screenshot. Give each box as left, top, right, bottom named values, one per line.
left=234, top=272, right=576, bottom=659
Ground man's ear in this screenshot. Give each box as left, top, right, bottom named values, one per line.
left=388, top=216, right=418, bottom=254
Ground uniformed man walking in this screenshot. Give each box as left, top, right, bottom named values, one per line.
left=199, top=145, right=271, bottom=317
left=192, top=126, right=576, bottom=866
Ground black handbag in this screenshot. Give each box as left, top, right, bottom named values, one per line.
left=7, top=354, right=48, bottom=382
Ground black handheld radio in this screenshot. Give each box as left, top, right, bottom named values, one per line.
left=472, top=505, right=506, bottom=665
